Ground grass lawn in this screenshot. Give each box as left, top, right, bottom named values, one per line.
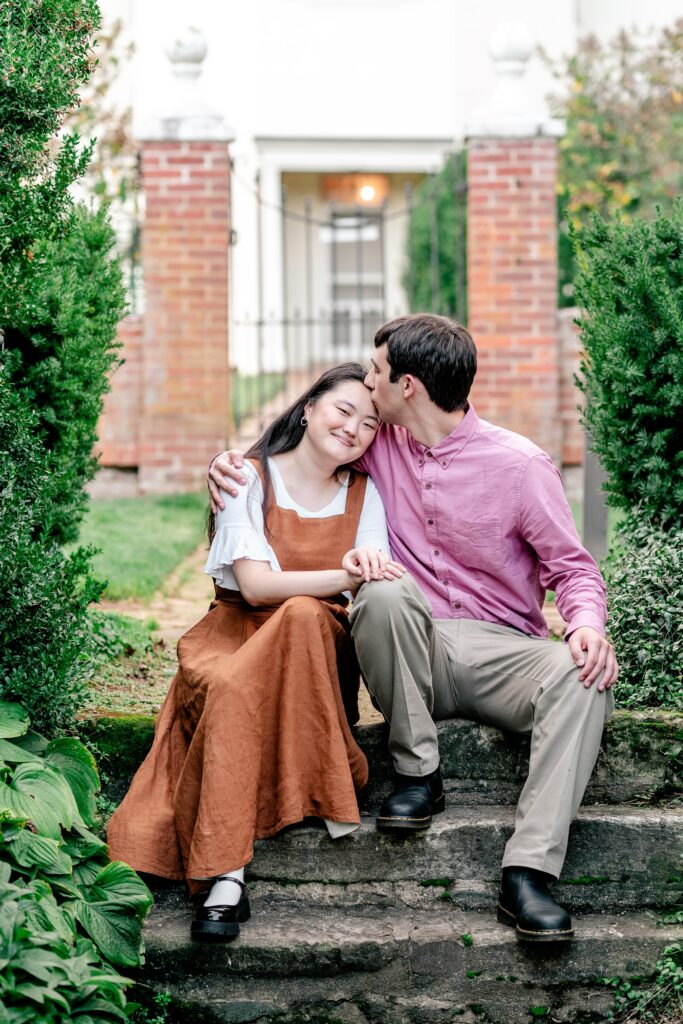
left=78, top=492, right=207, bottom=601
left=232, top=371, right=285, bottom=426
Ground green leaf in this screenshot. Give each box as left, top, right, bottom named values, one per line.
left=87, top=862, right=153, bottom=919
left=0, top=703, right=30, bottom=739
left=74, top=902, right=145, bottom=969
left=0, top=761, right=78, bottom=838
left=0, top=808, right=29, bottom=841
left=0, top=738, right=42, bottom=765
left=62, top=824, right=107, bottom=864
left=12, top=731, right=49, bottom=756
left=7, top=828, right=73, bottom=876
left=70, top=861, right=153, bottom=967
left=45, top=738, right=100, bottom=827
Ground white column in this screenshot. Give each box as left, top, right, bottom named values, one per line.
left=260, top=163, right=286, bottom=373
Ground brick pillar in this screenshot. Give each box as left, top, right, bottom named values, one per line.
left=137, top=28, right=233, bottom=492
left=466, top=24, right=564, bottom=464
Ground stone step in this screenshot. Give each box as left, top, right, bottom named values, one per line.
left=84, top=709, right=682, bottom=811
left=140, top=893, right=683, bottom=1023
left=247, top=805, right=683, bottom=910
left=356, top=710, right=683, bottom=805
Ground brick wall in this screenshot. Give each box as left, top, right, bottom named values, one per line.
left=96, top=314, right=143, bottom=468
left=467, top=138, right=561, bottom=465
left=134, top=140, right=231, bottom=492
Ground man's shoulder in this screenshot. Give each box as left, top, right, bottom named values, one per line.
left=476, top=417, right=547, bottom=465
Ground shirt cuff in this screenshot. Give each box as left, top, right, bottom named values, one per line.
left=563, top=612, right=606, bottom=641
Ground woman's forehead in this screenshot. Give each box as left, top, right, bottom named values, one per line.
left=331, top=379, right=375, bottom=410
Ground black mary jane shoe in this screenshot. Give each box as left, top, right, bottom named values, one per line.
left=191, top=878, right=251, bottom=941
left=497, top=866, right=574, bottom=943
left=376, top=768, right=445, bottom=831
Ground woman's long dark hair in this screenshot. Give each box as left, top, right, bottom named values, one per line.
left=208, top=362, right=370, bottom=542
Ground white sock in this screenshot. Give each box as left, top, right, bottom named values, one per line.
left=203, top=867, right=245, bottom=907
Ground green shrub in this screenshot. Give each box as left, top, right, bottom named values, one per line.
left=0, top=700, right=153, bottom=1021
left=404, top=153, right=467, bottom=320
left=606, top=519, right=683, bottom=708
left=1, top=0, right=125, bottom=545
left=0, top=372, right=102, bottom=736
left=573, top=206, right=683, bottom=530
left=2, top=204, right=125, bottom=544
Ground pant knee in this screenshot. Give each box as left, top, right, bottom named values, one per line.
left=351, top=573, right=417, bottom=628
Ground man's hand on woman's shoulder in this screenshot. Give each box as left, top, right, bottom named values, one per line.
left=208, top=450, right=247, bottom=512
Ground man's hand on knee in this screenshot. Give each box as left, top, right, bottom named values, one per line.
left=567, top=626, right=619, bottom=691
left=208, top=450, right=247, bottom=512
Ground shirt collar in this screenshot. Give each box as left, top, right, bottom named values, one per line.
left=411, top=403, right=480, bottom=469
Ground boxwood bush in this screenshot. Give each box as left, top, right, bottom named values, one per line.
left=574, top=206, right=683, bottom=531
left=0, top=372, right=102, bottom=736
left=605, top=519, right=683, bottom=708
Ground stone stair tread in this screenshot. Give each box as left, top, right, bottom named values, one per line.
left=248, top=802, right=683, bottom=893
left=143, top=897, right=682, bottom=982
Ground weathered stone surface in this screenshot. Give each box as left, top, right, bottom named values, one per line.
left=140, top=899, right=682, bottom=1023
left=85, top=710, right=682, bottom=810
left=248, top=805, right=683, bottom=906
left=357, top=710, right=683, bottom=807
left=244, top=874, right=683, bottom=916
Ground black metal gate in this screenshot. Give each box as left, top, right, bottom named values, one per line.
left=231, top=154, right=467, bottom=439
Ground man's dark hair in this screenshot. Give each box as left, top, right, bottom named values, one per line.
left=374, top=314, right=477, bottom=412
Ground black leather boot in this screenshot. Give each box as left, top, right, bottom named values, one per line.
left=497, top=866, right=573, bottom=942
left=376, top=768, right=445, bottom=830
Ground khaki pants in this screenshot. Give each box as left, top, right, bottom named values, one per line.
left=349, top=574, right=614, bottom=878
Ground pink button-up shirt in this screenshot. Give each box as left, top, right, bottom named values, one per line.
left=357, top=405, right=606, bottom=638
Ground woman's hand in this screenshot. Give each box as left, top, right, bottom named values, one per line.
left=342, top=548, right=407, bottom=591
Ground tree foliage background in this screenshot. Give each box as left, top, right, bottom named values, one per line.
left=547, top=19, right=683, bottom=304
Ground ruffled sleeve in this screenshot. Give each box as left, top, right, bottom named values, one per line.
left=203, top=463, right=280, bottom=588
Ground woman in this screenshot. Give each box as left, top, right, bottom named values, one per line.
left=107, top=363, right=404, bottom=940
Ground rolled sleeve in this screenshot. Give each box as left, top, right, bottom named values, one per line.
left=518, top=455, right=607, bottom=638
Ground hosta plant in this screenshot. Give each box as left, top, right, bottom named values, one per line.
left=0, top=701, right=153, bottom=1022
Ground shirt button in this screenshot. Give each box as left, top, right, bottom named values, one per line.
left=453, top=601, right=462, bottom=609
left=441, top=579, right=448, bottom=586
left=425, top=483, right=432, bottom=490
left=434, top=549, right=440, bottom=556
left=426, top=451, right=432, bottom=458
left=427, top=518, right=434, bottom=525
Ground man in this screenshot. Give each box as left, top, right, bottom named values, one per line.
left=208, top=314, right=618, bottom=943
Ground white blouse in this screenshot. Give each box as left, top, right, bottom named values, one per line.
left=204, top=458, right=391, bottom=589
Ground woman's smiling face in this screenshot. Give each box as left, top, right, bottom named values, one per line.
left=304, top=379, right=380, bottom=464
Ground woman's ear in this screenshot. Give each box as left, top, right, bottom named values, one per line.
left=304, top=401, right=314, bottom=420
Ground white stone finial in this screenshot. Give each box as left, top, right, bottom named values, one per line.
left=139, top=25, right=233, bottom=142
left=466, top=21, right=564, bottom=139
left=165, top=25, right=208, bottom=76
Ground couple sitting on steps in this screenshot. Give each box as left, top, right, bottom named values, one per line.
left=108, top=313, right=618, bottom=945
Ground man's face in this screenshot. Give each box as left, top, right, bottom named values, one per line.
left=364, top=344, right=404, bottom=424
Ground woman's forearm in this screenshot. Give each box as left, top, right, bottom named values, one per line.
left=233, top=561, right=354, bottom=606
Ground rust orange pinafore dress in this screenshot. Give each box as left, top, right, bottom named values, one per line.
left=107, top=466, right=369, bottom=886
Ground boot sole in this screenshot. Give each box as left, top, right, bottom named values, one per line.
left=191, top=897, right=251, bottom=941
left=497, top=902, right=574, bottom=943
left=376, top=792, right=445, bottom=831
